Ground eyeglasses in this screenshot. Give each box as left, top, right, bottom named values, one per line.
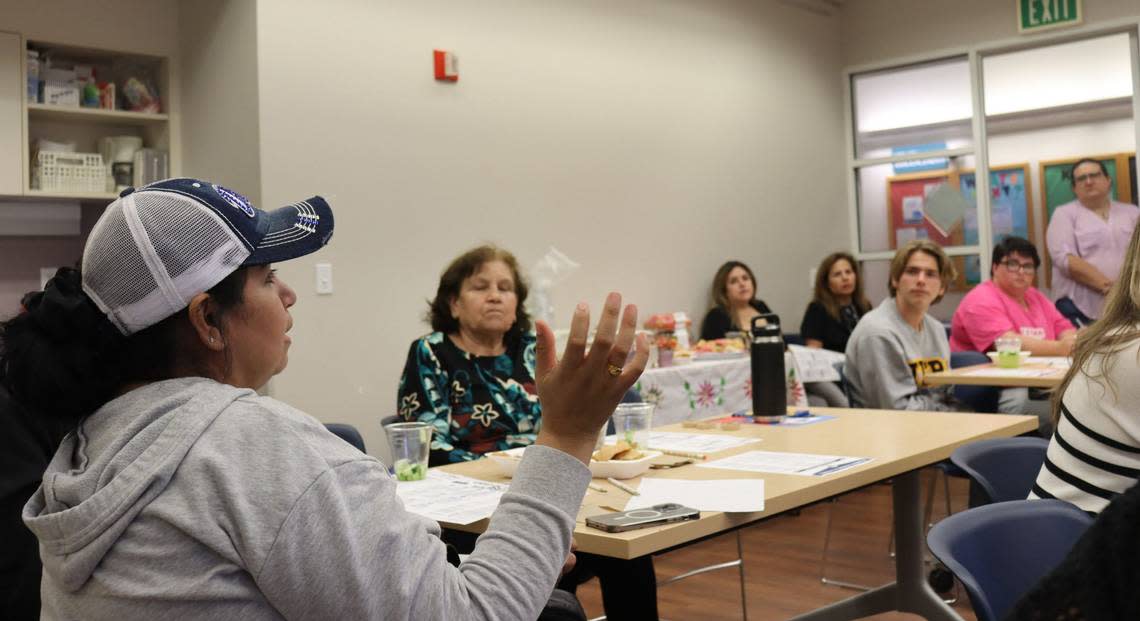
left=1001, top=260, right=1036, bottom=274
left=902, top=266, right=941, bottom=280
left=1074, top=171, right=1105, bottom=184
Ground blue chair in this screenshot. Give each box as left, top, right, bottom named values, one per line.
left=325, top=423, right=366, bottom=453
left=950, top=437, right=1049, bottom=506
left=926, top=499, right=1094, bottom=621
left=949, top=350, right=1000, bottom=413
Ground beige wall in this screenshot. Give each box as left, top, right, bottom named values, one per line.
left=254, top=0, right=848, bottom=457
left=0, top=0, right=180, bottom=317
left=177, top=0, right=261, bottom=205
left=841, top=0, right=1140, bottom=67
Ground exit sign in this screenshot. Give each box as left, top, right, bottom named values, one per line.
left=1019, top=0, right=1082, bottom=33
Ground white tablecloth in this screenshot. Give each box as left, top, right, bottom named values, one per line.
left=634, top=353, right=807, bottom=427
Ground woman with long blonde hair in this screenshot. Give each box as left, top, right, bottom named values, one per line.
left=1028, top=222, right=1140, bottom=514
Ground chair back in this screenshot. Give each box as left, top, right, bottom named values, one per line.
left=325, top=423, right=366, bottom=453
left=927, top=499, right=1093, bottom=621
left=950, top=437, right=1049, bottom=504
left=950, top=350, right=1000, bottom=413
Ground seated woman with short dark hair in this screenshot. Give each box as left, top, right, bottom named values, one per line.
left=399, top=245, right=662, bottom=620
left=398, top=245, right=540, bottom=466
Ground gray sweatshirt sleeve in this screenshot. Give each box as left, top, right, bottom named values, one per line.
left=254, top=444, right=589, bottom=620
left=856, top=331, right=956, bottom=412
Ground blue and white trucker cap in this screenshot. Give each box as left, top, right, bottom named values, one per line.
left=81, top=177, right=334, bottom=335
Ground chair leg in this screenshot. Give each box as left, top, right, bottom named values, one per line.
left=942, top=469, right=953, bottom=519
left=922, top=466, right=938, bottom=531
left=736, top=530, right=749, bottom=621
left=819, top=496, right=874, bottom=591
left=655, top=530, right=749, bottom=620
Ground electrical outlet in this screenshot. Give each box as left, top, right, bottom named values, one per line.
left=315, top=262, right=333, bottom=295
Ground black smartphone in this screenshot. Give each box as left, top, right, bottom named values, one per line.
left=585, top=503, right=700, bottom=533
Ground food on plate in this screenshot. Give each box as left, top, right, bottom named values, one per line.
left=692, top=338, right=746, bottom=354
left=592, top=440, right=646, bottom=462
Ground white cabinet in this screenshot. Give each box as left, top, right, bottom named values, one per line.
left=0, top=31, right=24, bottom=196
left=19, top=39, right=175, bottom=201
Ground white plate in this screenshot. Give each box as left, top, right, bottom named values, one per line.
left=692, top=351, right=748, bottom=361
left=986, top=351, right=1031, bottom=364
left=487, top=447, right=662, bottom=480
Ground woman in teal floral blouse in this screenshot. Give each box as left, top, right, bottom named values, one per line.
left=398, top=245, right=542, bottom=466
left=400, top=245, right=662, bottom=619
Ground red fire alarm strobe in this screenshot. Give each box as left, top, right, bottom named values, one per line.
left=433, top=50, right=458, bottom=82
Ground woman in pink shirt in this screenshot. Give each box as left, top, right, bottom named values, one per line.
left=951, top=236, right=1077, bottom=356
left=950, top=236, right=1076, bottom=436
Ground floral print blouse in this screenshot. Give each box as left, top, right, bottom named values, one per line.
left=397, top=332, right=541, bottom=465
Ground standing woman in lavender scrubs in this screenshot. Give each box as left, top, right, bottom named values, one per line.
left=1047, top=158, right=1140, bottom=326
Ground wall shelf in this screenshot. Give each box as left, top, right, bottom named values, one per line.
left=27, top=103, right=169, bottom=126
left=23, top=188, right=118, bottom=201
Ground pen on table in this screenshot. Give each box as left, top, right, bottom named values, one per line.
left=655, top=449, right=708, bottom=460
left=587, top=483, right=608, bottom=493
left=813, top=458, right=870, bottom=477
left=606, top=477, right=641, bottom=496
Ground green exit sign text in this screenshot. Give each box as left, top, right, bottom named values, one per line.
left=1019, top=0, right=1082, bottom=33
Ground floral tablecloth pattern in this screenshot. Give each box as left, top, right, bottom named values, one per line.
left=635, top=353, right=806, bottom=427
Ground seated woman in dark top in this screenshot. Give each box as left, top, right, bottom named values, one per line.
left=800, top=252, right=871, bottom=407
left=700, top=260, right=771, bottom=340
left=399, top=245, right=660, bottom=620
left=801, top=251, right=871, bottom=352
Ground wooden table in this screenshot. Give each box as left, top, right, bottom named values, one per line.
left=924, top=362, right=1067, bottom=389
left=440, top=407, right=1036, bottom=621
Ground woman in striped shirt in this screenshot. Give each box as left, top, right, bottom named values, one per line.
left=1029, top=223, right=1140, bottom=513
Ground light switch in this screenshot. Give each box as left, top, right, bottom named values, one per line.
left=315, top=262, right=333, bottom=295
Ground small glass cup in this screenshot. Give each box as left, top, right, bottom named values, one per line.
left=994, top=336, right=1023, bottom=369
left=384, top=421, right=433, bottom=481
left=611, top=402, right=654, bottom=450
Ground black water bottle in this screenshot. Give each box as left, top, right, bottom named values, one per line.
left=750, top=314, right=786, bottom=421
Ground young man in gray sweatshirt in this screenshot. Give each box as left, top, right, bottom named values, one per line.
left=845, top=240, right=963, bottom=412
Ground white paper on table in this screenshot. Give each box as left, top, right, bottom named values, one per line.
left=625, top=478, right=765, bottom=513
left=647, top=431, right=761, bottom=453
left=788, top=344, right=844, bottom=383
left=1025, top=356, right=1070, bottom=368
left=395, top=471, right=507, bottom=525
left=603, top=432, right=760, bottom=453
left=963, top=368, right=1050, bottom=378
left=697, top=450, right=871, bottom=477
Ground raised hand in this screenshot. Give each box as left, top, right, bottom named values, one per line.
left=533, top=292, right=649, bottom=464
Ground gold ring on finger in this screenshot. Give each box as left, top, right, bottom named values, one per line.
left=606, top=363, right=623, bottom=377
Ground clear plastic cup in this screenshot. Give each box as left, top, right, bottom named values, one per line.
left=384, top=421, right=433, bottom=481
left=612, top=402, right=654, bottom=450
left=994, top=336, right=1022, bottom=368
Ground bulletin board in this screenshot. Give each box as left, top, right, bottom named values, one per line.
left=958, top=164, right=1035, bottom=287
left=886, top=170, right=970, bottom=290
left=1039, top=152, right=1136, bottom=286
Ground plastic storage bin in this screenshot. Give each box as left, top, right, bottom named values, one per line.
left=35, top=151, right=106, bottom=193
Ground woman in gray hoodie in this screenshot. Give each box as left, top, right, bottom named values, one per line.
left=0, top=178, right=648, bottom=620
